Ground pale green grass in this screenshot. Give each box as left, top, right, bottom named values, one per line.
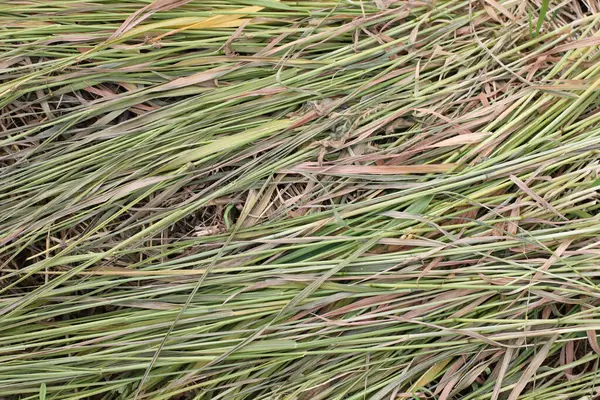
left=1, top=0, right=600, bottom=399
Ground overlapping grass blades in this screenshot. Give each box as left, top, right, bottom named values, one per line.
left=2, top=0, right=600, bottom=399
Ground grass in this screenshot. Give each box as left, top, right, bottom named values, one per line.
left=1, top=0, right=600, bottom=399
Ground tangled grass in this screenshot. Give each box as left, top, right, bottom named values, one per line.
left=2, top=0, right=600, bottom=399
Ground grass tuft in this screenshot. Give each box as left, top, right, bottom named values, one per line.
left=1, top=0, right=600, bottom=399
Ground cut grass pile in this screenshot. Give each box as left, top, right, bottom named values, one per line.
left=1, top=0, right=600, bottom=399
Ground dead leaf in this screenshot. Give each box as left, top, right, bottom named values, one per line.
left=290, top=163, right=456, bottom=175
left=587, top=329, right=600, bottom=355
left=430, top=132, right=490, bottom=148
left=110, top=0, right=192, bottom=40
left=510, top=175, right=567, bottom=220
left=154, top=67, right=234, bottom=91
left=492, top=347, right=514, bottom=400
left=532, top=240, right=572, bottom=280
left=483, top=0, right=516, bottom=20
left=545, top=37, right=600, bottom=54
left=507, top=335, right=557, bottom=400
